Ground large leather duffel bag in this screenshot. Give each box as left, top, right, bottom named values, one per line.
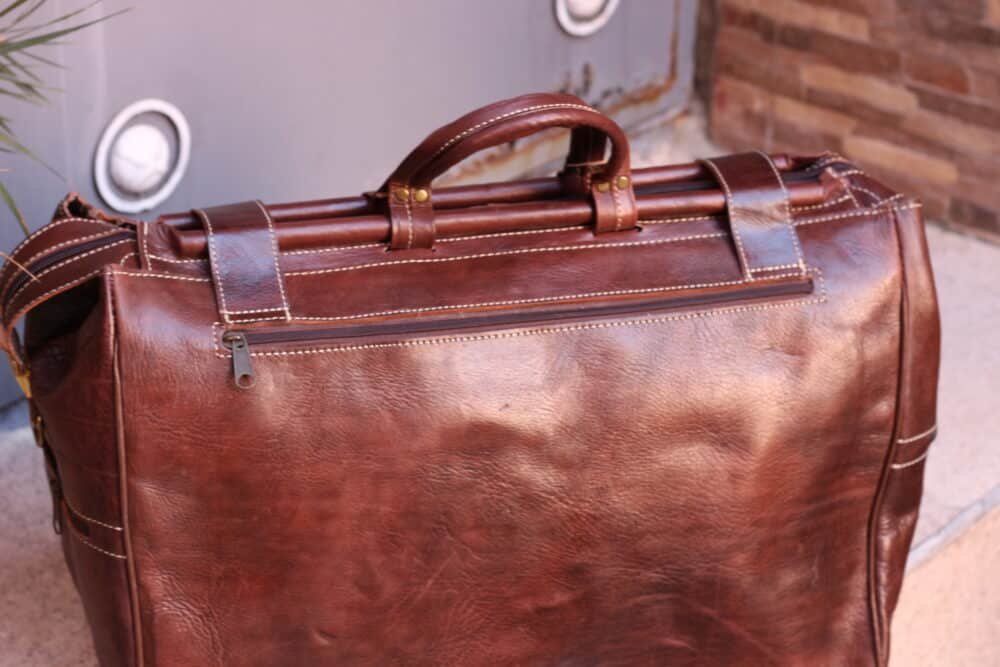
left=1, top=94, right=939, bottom=666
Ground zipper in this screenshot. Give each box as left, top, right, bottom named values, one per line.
left=4, top=230, right=134, bottom=302
left=220, top=274, right=814, bottom=389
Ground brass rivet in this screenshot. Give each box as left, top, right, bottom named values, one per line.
left=595, top=181, right=610, bottom=193
left=616, top=175, right=630, bottom=189
left=394, top=187, right=410, bottom=202
left=413, top=188, right=430, bottom=203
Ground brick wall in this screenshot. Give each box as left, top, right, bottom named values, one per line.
left=702, top=0, right=1000, bottom=238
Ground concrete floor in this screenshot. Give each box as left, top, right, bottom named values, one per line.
left=0, top=119, right=997, bottom=665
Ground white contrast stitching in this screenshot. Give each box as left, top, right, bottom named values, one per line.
left=139, top=222, right=149, bottom=270
left=282, top=242, right=383, bottom=256
left=148, top=253, right=206, bottom=264
left=285, top=233, right=727, bottom=278
left=5, top=217, right=109, bottom=262
left=833, top=168, right=866, bottom=178
left=0, top=219, right=116, bottom=297
left=242, top=271, right=806, bottom=324
left=791, top=195, right=852, bottom=212
left=222, top=306, right=289, bottom=315
left=254, top=200, right=292, bottom=320
left=63, top=496, right=123, bottom=532
left=196, top=208, right=231, bottom=323
left=794, top=203, right=921, bottom=227
left=897, top=424, right=937, bottom=444
left=66, top=521, right=127, bottom=560
left=756, top=151, right=807, bottom=274
left=118, top=252, right=136, bottom=267
left=891, top=450, right=929, bottom=470
left=611, top=182, right=624, bottom=232
left=641, top=215, right=719, bottom=225
left=15, top=229, right=124, bottom=275
left=6, top=240, right=132, bottom=307
left=112, top=271, right=211, bottom=282
left=751, top=263, right=802, bottom=272
left=214, top=269, right=824, bottom=359
left=702, top=159, right=752, bottom=280
left=430, top=103, right=597, bottom=161
left=4, top=268, right=103, bottom=333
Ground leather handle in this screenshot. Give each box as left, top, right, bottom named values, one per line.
left=379, top=93, right=637, bottom=250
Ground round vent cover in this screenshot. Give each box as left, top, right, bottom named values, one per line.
left=94, top=99, right=190, bottom=214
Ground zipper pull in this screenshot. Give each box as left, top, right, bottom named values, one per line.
left=222, top=331, right=256, bottom=389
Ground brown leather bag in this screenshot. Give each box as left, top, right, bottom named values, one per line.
left=1, top=94, right=939, bottom=666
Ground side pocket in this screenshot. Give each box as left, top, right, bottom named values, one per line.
left=872, top=203, right=941, bottom=665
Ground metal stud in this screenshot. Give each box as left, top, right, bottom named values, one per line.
left=616, top=175, right=630, bottom=189
left=595, top=181, right=611, bottom=193
left=394, top=187, right=410, bottom=202
left=414, top=188, right=430, bottom=203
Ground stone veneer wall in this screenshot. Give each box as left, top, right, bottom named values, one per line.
left=701, top=0, right=1000, bottom=238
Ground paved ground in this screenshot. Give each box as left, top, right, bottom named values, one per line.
left=0, top=118, right=996, bottom=665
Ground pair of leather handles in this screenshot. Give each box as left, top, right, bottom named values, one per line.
left=375, top=93, right=637, bottom=250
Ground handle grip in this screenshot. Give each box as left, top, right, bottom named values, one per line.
left=379, top=93, right=637, bottom=250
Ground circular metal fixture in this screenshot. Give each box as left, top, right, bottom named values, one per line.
left=94, top=98, right=190, bottom=213
left=554, top=0, right=620, bottom=37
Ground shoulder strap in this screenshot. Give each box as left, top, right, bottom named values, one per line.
left=0, top=198, right=137, bottom=386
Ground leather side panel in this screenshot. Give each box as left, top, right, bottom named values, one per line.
left=26, top=272, right=136, bottom=667
left=872, top=203, right=941, bottom=664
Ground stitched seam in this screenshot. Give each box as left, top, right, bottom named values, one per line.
left=12, top=229, right=123, bottom=278
left=641, top=215, right=719, bottom=225
left=196, top=208, right=231, bottom=323
left=897, top=424, right=937, bottom=444
left=286, top=233, right=727, bottom=278
left=222, top=306, right=289, bottom=315
left=757, top=150, right=807, bottom=274
left=5, top=217, right=109, bottom=262
left=791, top=194, right=852, bottom=212
left=282, top=242, right=384, bottom=256
left=148, top=253, right=206, bottom=264
left=118, top=252, right=136, bottom=267
left=112, top=271, right=211, bottom=282
left=750, top=263, right=802, bottom=272
left=6, top=240, right=132, bottom=308
left=254, top=200, right=292, bottom=319
left=794, top=203, right=921, bottom=227
left=214, top=269, right=824, bottom=358
left=4, top=268, right=103, bottom=332
left=139, top=222, right=149, bottom=270
left=890, top=450, right=929, bottom=470
left=702, top=159, right=752, bottom=280
left=430, top=103, right=597, bottom=161
left=405, top=197, right=414, bottom=250
left=233, top=271, right=806, bottom=324
left=850, top=184, right=889, bottom=206
left=66, top=523, right=127, bottom=560
left=63, top=495, right=123, bottom=532
left=107, top=270, right=145, bottom=665
left=834, top=168, right=866, bottom=178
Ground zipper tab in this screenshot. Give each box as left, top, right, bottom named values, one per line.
left=222, top=331, right=256, bottom=389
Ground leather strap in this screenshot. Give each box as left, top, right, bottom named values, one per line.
left=194, top=201, right=291, bottom=323
left=701, top=151, right=806, bottom=280
left=0, top=214, right=136, bottom=375
left=379, top=93, right=637, bottom=249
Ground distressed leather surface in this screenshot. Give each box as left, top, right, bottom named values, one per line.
left=1, top=98, right=939, bottom=667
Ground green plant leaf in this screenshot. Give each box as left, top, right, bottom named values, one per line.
left=7, top=1, right=103, bottom=39
left=0, top=0, right=35, bottom=21
left=0, top=180, right=30, bottom=236
left=0, top=8, right=128, bottom=55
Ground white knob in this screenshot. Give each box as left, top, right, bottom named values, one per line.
left=109, top=123, right=171, bottom=195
